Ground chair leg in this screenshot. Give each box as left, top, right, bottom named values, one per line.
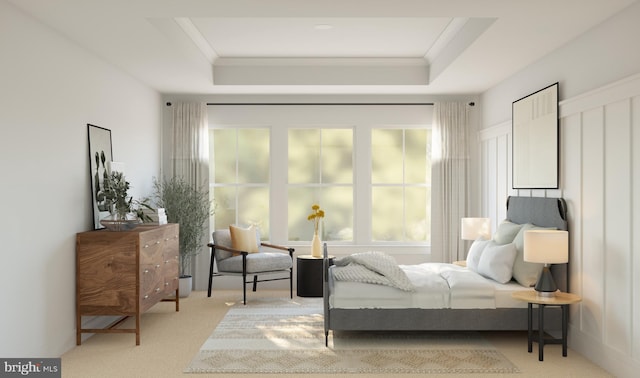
left=208, top=247, right=216, bottom=297
left=289, top=268, right=293, bottom=299
left=242, top=281, right=247, bottom=305
left=252, top=275, right=258, bottom=292
left=242, top=254, right=247, bottom=305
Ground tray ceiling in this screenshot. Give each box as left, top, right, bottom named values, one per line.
left=8, top=0, right=636, bottom=95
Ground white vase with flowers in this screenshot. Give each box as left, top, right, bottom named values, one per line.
left=307, top=204, right=325, bottom=258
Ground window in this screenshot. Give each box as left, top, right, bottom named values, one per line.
left=287, top=128, right=353, bottom=242
left=208, top=104, right=432, bottom=247
left=371, top=128, right=431, bottom=242
left=209, top=128, right=270, bottom=238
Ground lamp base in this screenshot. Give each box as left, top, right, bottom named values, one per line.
left=534, top=265, right=558, bottom=298
left=535, top=290, right=557, bottom=298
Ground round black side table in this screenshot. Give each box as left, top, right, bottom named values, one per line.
left=296, top=255, right=334, bottom=297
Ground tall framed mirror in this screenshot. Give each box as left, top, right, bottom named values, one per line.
left=512, top=82, right=559, bottom=189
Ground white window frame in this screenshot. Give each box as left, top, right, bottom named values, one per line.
left=208, top=104, right=432, bottom=256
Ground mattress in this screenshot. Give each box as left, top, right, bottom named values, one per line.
left=329, top=263, right=531, bottom=310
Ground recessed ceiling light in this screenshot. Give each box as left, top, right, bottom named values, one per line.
left=314, top=24, right=333, bottom=30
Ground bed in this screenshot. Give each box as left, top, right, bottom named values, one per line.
left=322, top=196, right=568, bottom=345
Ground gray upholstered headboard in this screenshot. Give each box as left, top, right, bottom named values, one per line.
left=505, top=196, right=569, bottom=291
left=506, top=196, right=568, bottom=231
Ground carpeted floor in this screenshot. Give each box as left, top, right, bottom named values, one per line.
left=61, top=290, right=614, bottom=377
left=185, top=297, right=519, bottom=374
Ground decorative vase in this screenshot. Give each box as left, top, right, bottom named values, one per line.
left=311, top=232, right=322, bottom=258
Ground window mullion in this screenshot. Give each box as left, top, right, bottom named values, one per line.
left=270, top=126, right=288, bottom=244
left=402, top=129, right=407, bottom=241
left=234, top=130, right=240, bottom=225
left=354, top=125, right=371, bottom=244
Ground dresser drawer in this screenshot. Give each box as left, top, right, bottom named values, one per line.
left=163, top=254, right=179, bottom=294
left=140, top=232, right=164, bottom=265
left=141, top=264, right=163, bottom=293
left=162, top=227, right=179, bottom=248
left=140, top=263, right=164, bottom=311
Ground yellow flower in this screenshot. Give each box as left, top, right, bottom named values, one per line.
left=307, top=204, right=325, bottom=234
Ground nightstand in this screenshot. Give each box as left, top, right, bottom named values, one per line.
left=512, top=290, right=582, bottom=361
left=296, top=255, right=334, bottom=297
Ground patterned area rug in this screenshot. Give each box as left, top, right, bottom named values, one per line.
left=184, top=297, right=520, bottom=374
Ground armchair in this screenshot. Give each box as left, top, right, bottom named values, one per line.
left=207, top=226, right=295, bottom=304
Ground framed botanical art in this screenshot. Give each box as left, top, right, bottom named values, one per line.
left=512, top=82, right=559, bottom=189
left=87, top=124, right=112, bottom=229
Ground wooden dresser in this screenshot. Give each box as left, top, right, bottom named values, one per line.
left=76, top=224, right=179, bottom=345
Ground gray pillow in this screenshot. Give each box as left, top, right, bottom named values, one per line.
left=493, top=220, right=523, bottom=245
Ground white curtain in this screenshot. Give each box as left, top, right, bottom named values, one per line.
left=431, top=102, right=471, bottom=263
left=171, top=102, right=210, bottom=289
left=172, top=102, right=209, bottom=183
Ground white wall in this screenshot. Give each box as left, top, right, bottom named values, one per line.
left=481, top=1, right=640, bottom=128
left=479, top=2, right=640, bottom=377
left=0, top=1, right=161, bottom=357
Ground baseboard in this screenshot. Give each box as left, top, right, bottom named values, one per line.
left=570, top=325, right=640, bottom=377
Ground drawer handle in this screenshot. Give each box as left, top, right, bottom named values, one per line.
left=156, top=241, right=160, bottom=244
left=156, top=264, right=161, bottom=269
left=144, top=244, right=149, bottom=248
left=155, top=288, right=161, bottom=292
left=144, top=295, right=149, bottom=299
left=143, top=269, right=149, bottom=274
left=165, top=282, right=169, bottom=286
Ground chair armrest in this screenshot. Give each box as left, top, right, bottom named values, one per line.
left=208, top=243, right=249, bottom=255
left=260, top=243, right=295, bottom=256
left=260, top=242, right=290, bottom=251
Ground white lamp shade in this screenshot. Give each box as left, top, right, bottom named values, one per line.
left=524, top=230, right=568, bottom=264
left=461, top=218, right=491, bottom=240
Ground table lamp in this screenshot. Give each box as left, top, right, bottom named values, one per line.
left=461, top=218, right=491, bottom=241
left=524, top=230, right=568, bottom=298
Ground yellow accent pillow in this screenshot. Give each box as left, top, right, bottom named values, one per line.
left=229, top=225, right=259, bottom=253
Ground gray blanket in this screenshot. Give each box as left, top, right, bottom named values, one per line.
left=332, top=251, right=415, bottom=291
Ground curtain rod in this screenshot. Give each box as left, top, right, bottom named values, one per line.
left=205, top=102, right=436, bottom=106
left=166, top=102, right=475, bottom=106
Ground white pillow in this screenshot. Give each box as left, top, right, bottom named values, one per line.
left=512, top=223, right=555, bottom=287
left=466, top=238, right=491, bottom=272
left=493, top=220, right=523, bottom=245
left=477, top=241, right=517, bottom=284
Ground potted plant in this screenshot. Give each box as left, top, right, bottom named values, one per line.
left=153, top=176, right=213, bottom=297
left=98, top=171, right=153, bottom=230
